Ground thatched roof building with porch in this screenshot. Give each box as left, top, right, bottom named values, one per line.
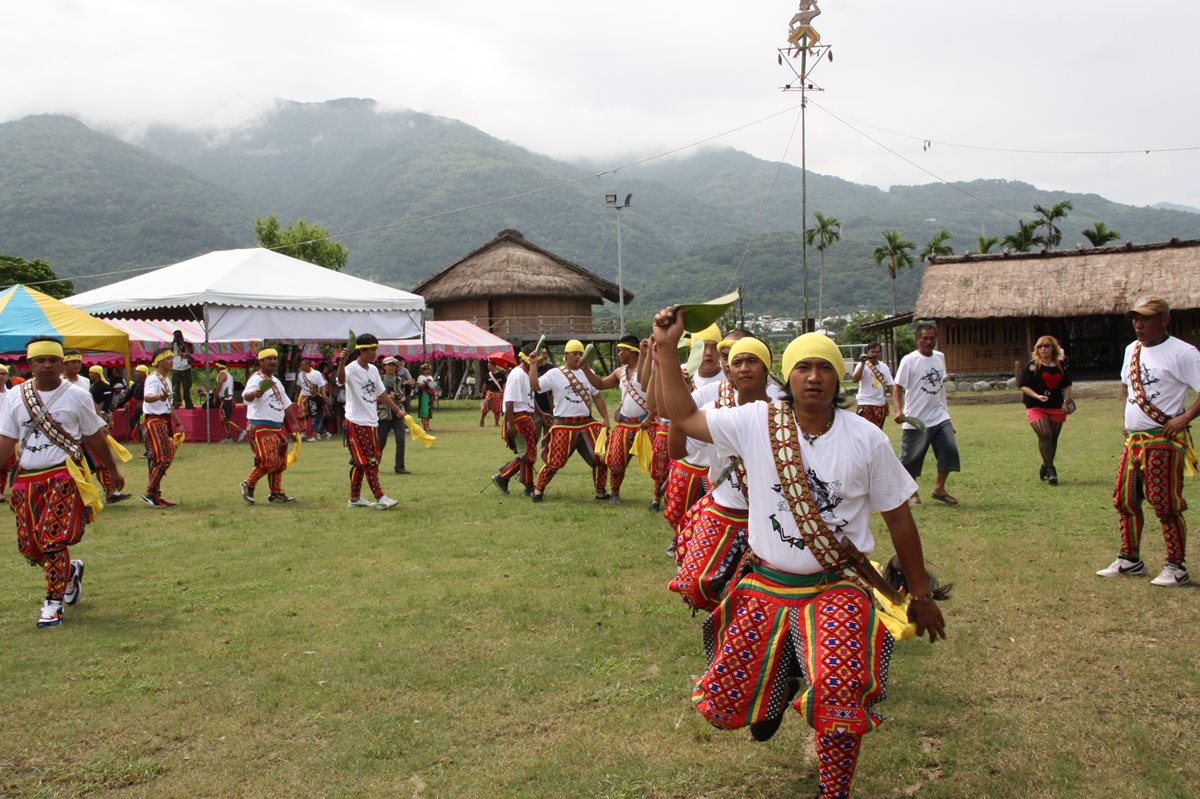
left=914, top=238, right=1200, bottom=376
left=412, top=229, right=633, bottom=348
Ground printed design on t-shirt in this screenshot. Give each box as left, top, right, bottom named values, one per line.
left=768, top=471, right=845, bottom=549
left=769, top=512, right=806, bottom=550
left=917, top=366, right=944, bottom=395
left=1131, top=364, right=1162, bottom=407
left=18, top=419, right=56, bottom=455
left=359, top=377, right=380, bottom=406
left=262, top=383, right=283, bottom=413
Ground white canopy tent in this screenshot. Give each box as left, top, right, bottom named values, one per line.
left=64, top=248, right=424, bottom=341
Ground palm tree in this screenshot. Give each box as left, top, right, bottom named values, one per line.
left=872, top=230, right=915, bottom=316
left=976, top=234, right=999, bottom=254
left=921, top=229, right=954, bottom=262
left=1002, top=219, right=1046, bottom=253
left=1082, top=221, right=1121, bottom=248
left=1033, top=200, right=1073, bottom=249
left=805, top=212, right=841, bottom=327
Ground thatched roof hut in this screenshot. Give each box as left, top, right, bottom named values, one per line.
left=913, top=238, right=1200, bottom=376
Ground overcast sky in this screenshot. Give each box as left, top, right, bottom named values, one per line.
left=4, top=1, right=1198, bottom=209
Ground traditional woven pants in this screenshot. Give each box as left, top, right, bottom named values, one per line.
left=246, top=425, right=288, bottom=494
left=668, top=495, right=749, bottom=611
left=651, top=424, right=670, bottom=501
left=535, top=417, right=606, bottom=494
left=1113, top=432, right=1188, bottom=565
left=606, top=420, right=641, bottom=494
left=480, top=391, right=502, bottom=424
left=694, top=565, right=892, bottom=799
left=498, top=413, right=537, bottom=488
left=11, top=467, right=89, bottom=601
left=345, top=421, right=385, bottom=500
left=143, top=416, right=175, bottom=498
left=663, top=459, right=709, bottom=531
left=220, top=399, right=242, bottom=439
left=856, top=404, right=886, bottom=429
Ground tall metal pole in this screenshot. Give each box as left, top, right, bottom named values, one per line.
left=800, top=44, right=809, bottom=332
left=615, top=206, right=626, bottom=337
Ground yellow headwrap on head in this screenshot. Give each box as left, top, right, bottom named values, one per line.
left=693, top=324, right=722, bottom=344
left=564, top=340, right=585, bottom=354
left=355, top=342, right=378, bottom=350
left=27, top=341, right=65, bottom=359
left=617, top=343, right=640, bottom=353
left=89, top=365, right=109, bottom=384
left=135, top=365, right=150, bottom=374
left=518, top=352, right=530, bottom=363
left=782, top=333, right=844, bottom=381
left=257, top=347, right=279, bottom=360
left=717, top=338, right=736, bottom=353
left=152, top=350, right=173, bottom=367
left=727, top=337, right=772, bottom=369
left=0, top=364, right=9, bottom=374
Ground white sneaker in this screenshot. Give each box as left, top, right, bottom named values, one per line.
left=1150, top=562, right=1190, bottom=587
left=1096, top=557, right=1147, bottom=578
left=37, top=599, right=64, bottom=628
left=63, top=560, right=85, bottom=605
left=348, top=497, right=375, bottom=508
left=375, top=495, right=400, bottom=510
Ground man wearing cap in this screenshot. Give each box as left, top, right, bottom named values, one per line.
left=338, top=333, right=404, bottom=510
left=241, top=348, right=303, bottom=504
left=0, top=337, right=126, bottom=628
left=297, top=357, right=330, bottom=442
left=652, top=311, right=945, bottom=799
left=1099, top=295, right=1200, bottom=587
left=527, top=340, right=611, bottom=502
left=378, top=356, right=412, bottom=474
left=141, top=348, right=184, bottom=507
left=579, top=335, right=652, bottom=504
left=492, top=352, right=538, bottom=496
left=892, top=323, right=961, bottom=505
left=479, top=358, right=507, bottom=427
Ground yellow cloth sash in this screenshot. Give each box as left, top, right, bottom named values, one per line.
left=871, top=560, right=915, bottom=642
left=286, top=432, right=302, bottom=467
left=65, top=457, right=104, bottom=517
left=107, top=434, right=133, bottom=463
left=1126, top=429, right=1198, bottom=478
left=593, top=427, right=608, bottom=459
left=403, top=414, right=436, bottom=448
left=632, top=428, right=654, bottom=476
left=172, top=431, right=185, bottom=447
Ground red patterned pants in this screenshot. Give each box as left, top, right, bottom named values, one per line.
left=856, top=404, right=887, bottom=429
left=143, top=416, right=175, bottom=498
left=11, top=467, right=89, bottom=600
left=246, top=425, right=288, bottom=494
left=663, top=459, right=709, bottom=531
left=345, top=421, right=385, bottom=500
left=480, top=391, right=503, bottom=423
left=651, top=425, right=670, bottom=500
left=498, top=413, right=537, bottom=488
left=1113, top=434, right=1188, bottom=564
left=668, top=495, right=748, bottom=611
left=605, top=421, right=641, bottom=494
left=535, top=417, right=607, bottom=495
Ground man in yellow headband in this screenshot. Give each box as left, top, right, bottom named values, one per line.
left=338, top=333, right=404, bottom=510
left=0, top=337, right=126, bottom=628
left=651, top=308, right=945, bottom=798
left=492, top=348, right=539, bottom=496
left=241, top=348, right=302, bottom=504
left=578, top=334, right=651, bottom=504
left=691, top=324, right=724, bottom=388
left=212, top=360, right=245, bottom=443
left=526, top=340, right=611, bottom=502
left=141, top=347, right=184, bottom=507
left=62, top=350, right=88, bottom=390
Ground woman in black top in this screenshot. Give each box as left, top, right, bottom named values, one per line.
left=1017, top=335, right=1073, bottom=484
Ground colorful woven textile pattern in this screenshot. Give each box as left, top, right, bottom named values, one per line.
left=663, top=460, right=709, bottom=531
left=535, top=418, right=606, bottom=494
left=345, top=421, right=384, bottom=500
left=247, top=426, right=289, bottom=494
left=498, top=413, right=537, bottom=488
left=142, top=416, right=175, bottom=497
left=1114, top=431, right=1188, bottom=564
left=855, top=404, right=886, bottom=429
left=605, top=421, right=640, bottom=494
left=12, top=467, right=88, bottom=600
left=669, top=494, right=749, bottom=611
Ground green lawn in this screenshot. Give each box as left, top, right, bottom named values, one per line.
left=1, top=398, right=1197, bottom=798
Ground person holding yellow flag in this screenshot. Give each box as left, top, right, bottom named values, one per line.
left=0, top=337, right=126, bottom=628
left=241, top=348, right=303, bottom=505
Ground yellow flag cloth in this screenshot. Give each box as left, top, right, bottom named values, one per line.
left=404, top=414, right=436, bottom=448
left=1184, top=430, right=1198, bottom=478
left=632, top=428, right=655, bottom=476
left=107, top=434, right=133, bottom=463
left=172, top=431, right=185, bottom=447
left=593, top=427, right=608, bottom=460
left=286, top=432, right=302, bottom=467
left=66, top=458, right=104, bottom=518
left=870, top=560, right=916, bottom=642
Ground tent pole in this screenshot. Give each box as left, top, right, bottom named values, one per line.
left=204, top=305, right=212, bottom=443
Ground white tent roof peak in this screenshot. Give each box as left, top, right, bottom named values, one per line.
left=66, top=248, right=424, bottom=314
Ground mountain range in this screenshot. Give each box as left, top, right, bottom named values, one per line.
left=3, top=98, right=1199, bottom=319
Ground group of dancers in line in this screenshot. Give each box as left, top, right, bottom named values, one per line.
left=489, top=316, right=946, bottom=799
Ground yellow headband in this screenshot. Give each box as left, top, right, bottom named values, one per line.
left=564, top=340, right=585, bottom=354
left=27, top=341, right=65, bottom=359
left=257, top=347, right=279, bottom=360
left=135, top=365, right=150, bottom=374
left=88, top=365, right=109, bottom=383
left=727, top=338, right=772, bottom=369
left=355, top=342, right=378, bottom=350
left=152, top=350, right=173, bottom=367
left=782, top=333, right=844, bottom=381
left=617, top=343, right=640, bottom=353
left=62, top=352, right=81, bottom=363
left=518, top=352, right=530, bottom=363
left=717, top=339, right=736, bottom=353
left=0, top=365, right=8, bottom=373
left=693, top=323, right=722, bottom=344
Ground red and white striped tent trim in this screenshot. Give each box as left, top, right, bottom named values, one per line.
left=91, top=319, right=261, bottom=365
left=302, top=320, right=513, bottom=362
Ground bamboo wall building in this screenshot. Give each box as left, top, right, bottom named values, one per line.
left=411, top=229, right=633, bottom=350
left=914, top=238, right=1200, bottom=376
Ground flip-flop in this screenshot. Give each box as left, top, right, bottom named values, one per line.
left=931, top=493, right=959, bottom=506
left=908, top=495, right=922, bottom=506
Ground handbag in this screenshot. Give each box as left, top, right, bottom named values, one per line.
left=1065, top=398, right=1077, bottom=415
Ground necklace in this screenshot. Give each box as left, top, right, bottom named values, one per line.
left=796, top=409, right=836, bottom=444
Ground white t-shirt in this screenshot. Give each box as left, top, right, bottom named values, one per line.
left=65, top=375, right=89, bottom=390
left=142, top=372, right=174, bottom=415
left=894, top=350, right=950, bottom=429
left=243, top=372, right=292, bottom=423
left=298, top=368, right=327, bottom=398
left=1, top=382, right=104, bottom=471
left=1121, top=336, right=1200, bottom=431
left=503, top=366, right=535, bottom=413
left=706, top=404, right=916, bottom=574
left=617, top=366, right=649, bottom=420
left=344, top=361, right=384, bottom=427
left=693, top=370, right=724, bottom=388
left=702, top=399, right=749, bottom=511
left=856, top=360, right=894, bottom=407
left=539, top=367, right=599, bottom=418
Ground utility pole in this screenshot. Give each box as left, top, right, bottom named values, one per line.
left=605, top=193, right=632, bottom=337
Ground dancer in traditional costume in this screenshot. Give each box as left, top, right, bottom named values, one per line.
left=415, top=364, right=436, bottom=432
left=338, top=334, right=404, bottom=510
left=479, top=359, right=506, bottom=427
left=141, top=348, right=184, bottom=507
left=1099, top=295, right=1200, bottom=587
left=213, top=361, right=245, bottom=442
left=125, top=364, right=149, bottom=442
left=0, top=338, right=126, bottom=628
left=851, top=342, right=892, bottom=429
left=527, top=340, right=611, bottom=502
left=492, top=353, right=538, bottom=496
left=297, top=357, right=329, bottom=442
left=579, top=335, right=652, bottom=504
left=653, top=311, right=945, bottom=799
left=240, top=348, right=302, bottom=505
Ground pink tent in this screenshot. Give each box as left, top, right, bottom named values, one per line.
left=84, top=319, right=261, bottom=366
left=302, top=320, right=513, bottom=362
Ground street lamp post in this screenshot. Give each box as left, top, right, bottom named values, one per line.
left=605, top=193, right=632, bottom=337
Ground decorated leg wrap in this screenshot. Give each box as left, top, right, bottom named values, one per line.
left=663, top=460, right=709, bottom=531
left=247, top=427, right=288, bottom=488
left=1142, top=442, right=1188, bottom=564
left=536, top=423, right=575, bottom=492
left=606, top=422, right=637, bottom=494
left=346, top=422, right=384, bottom=499
left=668, top=495, right=749, bottom=611
left=817, top=731, right=863, bottom=799
left=143, top=416, right=176, bottom=496
left=12, top=468, right=88, bottom=600
left=499, top=415, right=537, bottom=486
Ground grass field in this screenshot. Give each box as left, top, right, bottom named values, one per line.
left=1, top=397, right=1197, bottom=798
